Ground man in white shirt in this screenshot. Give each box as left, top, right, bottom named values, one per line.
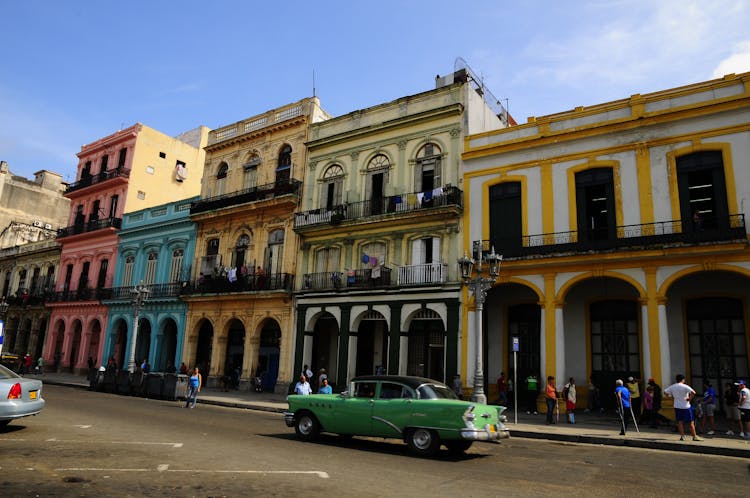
left=294, top=374, right=313, bottom=396
left=663, top=374, right=702, bottom=442
left=738, top=379, right=750, bottom=440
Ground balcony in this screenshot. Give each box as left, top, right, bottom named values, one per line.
left=103, top=283, right=181, bottom=301
left=490, top=214, right=747, bottom=258
left=294, top=186, right=463, bottom=229
left=396, top=263, right=448, bottom=286
left=57, top=217, right=122, bottom=238
left=191, top=179, right=301, bottom=215
left=47, top=287, right=111, bottom=303
left=181, top=272, right=294, bottom=295
left=65, top=168, right=130, bottom=194
left=300, top=267, right=393, bottom=292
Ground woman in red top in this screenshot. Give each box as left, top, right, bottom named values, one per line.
left=545, top=376, right=558, bottom=425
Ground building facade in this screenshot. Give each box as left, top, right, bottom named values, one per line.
left=182, top=98, right=330, bottom=391
left=292, top=69, right=507, bottom=390
left=0, top=163, right=69, bottom=238
left=45, top=124, right=208, bottom=373
left=462, top=72, right=750, bottom=408
left=101, top=197, right=197, bottom=372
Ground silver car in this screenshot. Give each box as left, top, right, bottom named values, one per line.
left=0, top=363, right=45, bottom=428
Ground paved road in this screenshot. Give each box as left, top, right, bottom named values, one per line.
left=1, top=385, right=747, bottom=497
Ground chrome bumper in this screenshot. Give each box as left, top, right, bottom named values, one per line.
left=460, top=423, right=510, bottom=442
left=283, top=411, right=295, bottom=427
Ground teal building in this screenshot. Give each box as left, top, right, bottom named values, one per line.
left=101, top=197, right=197, bottom=371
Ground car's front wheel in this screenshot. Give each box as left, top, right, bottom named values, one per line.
left=406, top=428, right=440, bottom=457
left=294, top=411, right=320, bottom=441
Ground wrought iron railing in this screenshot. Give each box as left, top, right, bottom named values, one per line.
left=300, top=267, right=393, bottom=291
left=180, top=272, right=294, bottom=295
left=65, top=168, right=130, bottom=193
left=294, top=186, right=462, bottom=229
left=57, top=217, right=122, bottom=238
left=190, top=179, right=301, bottom=214
left=487, top=214, right=746, bottom=258
left=396, top=263, right=448, bottom=286
left=47, top=287, right=112, bottom=303
left=103, top=282, right=182, bottom=301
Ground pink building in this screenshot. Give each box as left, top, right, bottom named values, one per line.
left=44, top=123, right=207, bottom=373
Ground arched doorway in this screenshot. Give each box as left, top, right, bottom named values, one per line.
left=70, top=320, right=83, bottom=372
left=406, top=309, right=445, bottom=381
left=34, top=318, right=47, bottom=363
left=113, top=319, right=128, bottom=370
left=159, top=318, right=178, bottom=372
left=258, top=320, right=281, bottom=392
left=51, top=320, right=65, bottom=371
left=87, top=320, right=101, bottom=367
left=355, top=310, right=388, bottom=377
left=194, top=320, right=213, bottom=375
left=135, top=318, right=151, bottom=367
left=224, top=319, right=245, bottom=381
left=312, top=313, right=339, bottom=385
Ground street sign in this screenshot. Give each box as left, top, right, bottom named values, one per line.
left=512, top=336, right=519, bottom=352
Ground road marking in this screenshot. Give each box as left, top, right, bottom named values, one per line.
left=44, top=438, right=183, bottom=448
left=55, top=468, right=329, bottom=478
left=74, top=425, right=92, bottom=429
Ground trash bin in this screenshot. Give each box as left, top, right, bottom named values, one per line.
left=146, top=373, right=164, bottom=398
left=174, top=374, right=189, bottom=401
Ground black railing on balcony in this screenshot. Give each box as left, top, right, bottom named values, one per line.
left=487, top=214, right=747, bottom=258
left=300, top=267, right=393, bottom=291
left=6, top=286, right=56, bottom=306
left=57, top=217, right=122, bottom=238
left=191, top=179, right=302, bottom=214
left=48, top=287, right=111, bottom=303
left=294, top=186, right=463, bottom=229
left=103, top=282, right=181, bottom=301
left=65, top=168, right=130, bottom=193
left=181, top=272, right=294, bottom=295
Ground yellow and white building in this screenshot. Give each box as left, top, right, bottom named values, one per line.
left=462, top=73, right=750, bottom=408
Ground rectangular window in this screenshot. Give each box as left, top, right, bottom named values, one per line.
left=169, top=249, right=184, bottom=282
left=109, top=195, right=119, bottom=218
left=144, top=253, right=158, bottom=285
left=97, top=259, right=108, bottom=288
left=118, top=148, right=128, bottom=168
left=100, top=154, right=109, bottom=172
left=122, top=257, right=134, bottom=287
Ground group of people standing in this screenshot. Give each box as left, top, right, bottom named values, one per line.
left=293, top=364, right=332, bottom=395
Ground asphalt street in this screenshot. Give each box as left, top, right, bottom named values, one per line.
left=1, top=385, right=748, bottom=497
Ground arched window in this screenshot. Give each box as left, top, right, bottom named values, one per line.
left=122, top=256, right=135, bottom=287
left=216, top=162, right=229, bottom=195
left=321, top=164, right=344, bottom=210
left=265, top=229, right=285, bottom=275
left=234, top=234, right=250, bottom=268
left=276, top=145, right=292, bottom=184
left=243, top=155, right=260, bottom=190
left=144, top=252, right=158, bottom=285
left=169, top=249, right=184, bottom=282
left=415, top=143, right=442, bottom=192
left=366, top=154, right=390, bottom=215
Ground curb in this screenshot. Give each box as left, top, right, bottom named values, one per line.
left=510, top=430, right=750, bottom=459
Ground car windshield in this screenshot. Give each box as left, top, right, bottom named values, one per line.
left=416, top=383, right=458, bottom=400
left=0, top=363, right=20, bottom=379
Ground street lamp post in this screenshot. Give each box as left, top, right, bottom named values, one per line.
left=127, top=282, right=150, bottom=374
left=458, top=241, right=502, bottom=404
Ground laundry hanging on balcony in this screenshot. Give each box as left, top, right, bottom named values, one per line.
left=371, top=265, right=382, bottom=279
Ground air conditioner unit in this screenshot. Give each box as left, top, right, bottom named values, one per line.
left=44, top=224, right=52, bottom=230
left=33, top=221, right=43, bottom=227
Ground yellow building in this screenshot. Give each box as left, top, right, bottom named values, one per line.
left=462, top=73, right=750, bottom=410
left=293, top=68, right=508, bottom=390
left=182, top=98, right=330, bottom=392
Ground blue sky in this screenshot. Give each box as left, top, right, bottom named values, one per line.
left=1, top=1, right=749, bottom=181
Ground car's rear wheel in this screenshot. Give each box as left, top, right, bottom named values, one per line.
left=406, top=428, right=440, bottom=457
left=294, top=411, right=320, bottom=441
left=445, top=440, right=473, bottom=454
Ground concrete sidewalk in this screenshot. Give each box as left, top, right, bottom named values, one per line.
left=32, top=371, right=750, bottom=458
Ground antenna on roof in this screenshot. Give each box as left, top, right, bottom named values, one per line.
left=312, top=69, right=316, bottom=97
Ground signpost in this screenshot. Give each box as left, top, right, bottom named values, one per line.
left=512, top=336, right=519, bottom=424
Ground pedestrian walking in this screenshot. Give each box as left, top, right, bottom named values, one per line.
left=626, top=376, right=641, bottom=419
left=563, top=377, right=576, bottom=424
left=318, top=377, right=332, bottom=394
left=36, top=356, right=44, bottom=375
left=185, top=367, right=202, bottom=409
left=663, top=374, right=702, bottom=442
left=724, top=381, right=742, bottom=436
left=586, top=377, right=601, bottom=413
left=640, top=384, right=655, bottom=426
left=544, top=376, right=557, bottom=425
left=647, top=378, right=670, bottom=428
left=615, top=379, right=631, bottom=435
left=700, top=380, right=716, bottom=435
left=738, top=380, right=750, bottom=439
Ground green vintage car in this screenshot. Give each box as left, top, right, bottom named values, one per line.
left=284, top=375, right=509, bottom=457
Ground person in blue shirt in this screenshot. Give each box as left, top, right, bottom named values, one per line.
left=701, top=380, right=716, bottom=435
left=615, top=379, right=631, bottom=435
left=318, top=377, right=333, bottom=394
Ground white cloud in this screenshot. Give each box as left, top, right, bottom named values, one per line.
left=712, top=41, right=750, bottom=78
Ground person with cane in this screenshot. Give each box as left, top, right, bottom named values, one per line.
left=615, top=379, right=631, bottom=435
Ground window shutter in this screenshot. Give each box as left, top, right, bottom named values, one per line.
left=414, top=163, right=421, bottom=192
left=434, top=157, right=442, bottom=188
left=431, top=237, right=440, bottom=264
left=412, top=239, right=424, bottom=265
